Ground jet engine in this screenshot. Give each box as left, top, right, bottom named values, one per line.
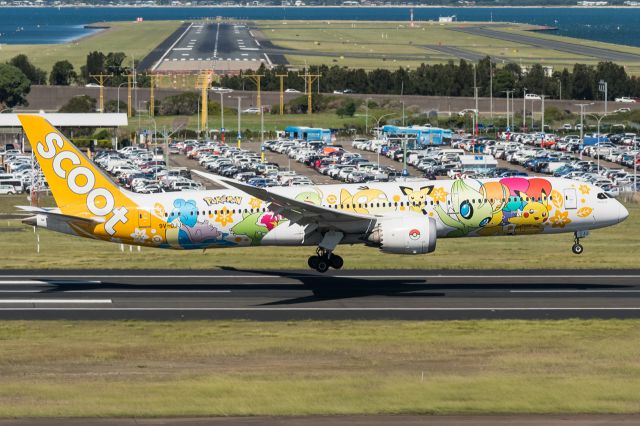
left=367, top=216, right=437, bottom=255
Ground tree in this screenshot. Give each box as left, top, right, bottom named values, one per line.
left=58, top=95, right=96, bottom=113
left=0, top=64, right=31, bottom=108
left=49, top=60, right=77, bottom=86
left=336, top=100, right=356, bottom=117
left=8, top=54, right=47, bottom=85
left=81, top=51, right=106, bottom=83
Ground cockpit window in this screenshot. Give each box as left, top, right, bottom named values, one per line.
left=597, top=193, right=608, bottom=200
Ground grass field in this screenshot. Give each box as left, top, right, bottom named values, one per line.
left=0, top=195, right=637, bottom=270
left=0, top=21, right=181, bottom=74
left=257, top=20, right=640, bottom=73
left=0, top=319, right=639, bottom=417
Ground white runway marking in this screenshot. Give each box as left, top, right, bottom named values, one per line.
left=0, top=280, right=101, bottom=285
left=0, top=299, right=112, bottom=304
left=2, top=274, right=639, bottom=280
left=511, top=290, right=640, bottom=293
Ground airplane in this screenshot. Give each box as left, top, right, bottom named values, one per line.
left=17, top=115, right=629, bottom=272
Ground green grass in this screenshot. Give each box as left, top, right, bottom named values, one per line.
left=126, top=111, right=370, bottom=135
left=1, top=195, right=637, bottom=270
left=258, top=20, right=640, bottom=73
left=0, top=320, right=639, bottom=416
left=0, top=21, right=181, bottom=73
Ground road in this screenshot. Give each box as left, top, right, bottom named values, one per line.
left=452, top=26, right=640, bottom=63
left=1, top=269, right=640, bottom=320
left=154, top=22, right=270, bottom=72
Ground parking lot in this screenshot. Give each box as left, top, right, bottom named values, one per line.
left=1, top=126, right=638, bottom=202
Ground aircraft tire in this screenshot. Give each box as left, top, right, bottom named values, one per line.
left=329, top=255, right=344, bottom=269
left=308, top=255, right=320, bottom=269
left=572, top=243, right=584, bottom=255
left=316, top=258, right=330, bottom=273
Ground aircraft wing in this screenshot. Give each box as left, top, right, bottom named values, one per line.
left=192, top=170, right=376, bottom=232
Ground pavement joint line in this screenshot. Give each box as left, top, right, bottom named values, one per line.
left=1, top=275, right=640, bottom=279
left=511, top=290, right=640, bottom=293
left=0, top=307, right=640, bottom=311
left=0, top=299, right=112, bottom=304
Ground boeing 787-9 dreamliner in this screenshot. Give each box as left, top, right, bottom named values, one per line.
left=18, top=115, right=629, bottom=272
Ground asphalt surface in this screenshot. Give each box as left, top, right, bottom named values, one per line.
left=1, top=415, right=639, bottom=426
left=139, top=22, right=190, bottom=71
left=155, top=22, right=270, bottom=72
left=1, top=269, right=640, bottom=320
left=452, top=26, right=640, bottom=63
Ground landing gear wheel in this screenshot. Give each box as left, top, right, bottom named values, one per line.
left=316, top=258, right=330, bottom=273
left=572, top=243, right=584, bottom=255
left=329, top=255, right=344, bottom=269
left=308, top=256, right=320, bottom=269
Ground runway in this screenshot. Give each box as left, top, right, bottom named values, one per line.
left=153, top=22, right=269, bottom=72
left=452, top=26, right=640, bottom=62
left=1, top=269, right=640, bottom=320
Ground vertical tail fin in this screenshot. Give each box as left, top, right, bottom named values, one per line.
left=19, top=114, right=134, bottom=236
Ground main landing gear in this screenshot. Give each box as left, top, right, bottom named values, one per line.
left=308, top=230, right=345, bottom=273
left=572, top=230, right=588, bottom=255
left=308, top=248, right=344, bottom=273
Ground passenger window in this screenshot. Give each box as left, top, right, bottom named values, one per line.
left=597, top=193, right=607, bottom=200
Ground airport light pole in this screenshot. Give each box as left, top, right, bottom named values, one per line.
left=217, top=92, right=225, bottom=144
left=116, top=82, right=127, bottom=114
left=586, top=112, right=609, bottom=173
left=541, top=95, right=546, bottom=134
left=365, top=97, right=372, bottom=136
left=522, top=88, right=527, bottom=131
left=502, top=90, right=513, bottom=131
left=234, top=96, right=246, bottom=150
left=374, top=113, right=395, bottom=168
left=574, top=103, right=592, bottom=160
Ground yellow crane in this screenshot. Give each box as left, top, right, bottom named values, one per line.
left=195, top=70, right=215, bottom=134
left=299, top=71, right=321, bottom=115
left=89, top=73, right=113, bottom=113
left=242, top=73, right=264, bottom=111
left=276, top=73, right=288, bottom=115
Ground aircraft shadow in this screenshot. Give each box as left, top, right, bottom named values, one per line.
left=32, top=268, right=633, bottom=307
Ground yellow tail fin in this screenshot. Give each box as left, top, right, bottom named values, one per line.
left=19, top=114, right=133, bottom=236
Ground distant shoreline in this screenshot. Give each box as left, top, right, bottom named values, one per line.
left=1, top=5, right=640, bottom=9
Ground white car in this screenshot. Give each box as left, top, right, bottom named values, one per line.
left=615, top=97, right=636, bottom=103
left=242, top=107, right=261, bottom=114
left=212, top=87, right=233, bottom=93
left=615, top=108, right=631, bottom=113
left=0, top=184, right=17, bottom=195
left=525, top=93, right=542, bottom=100
left=285, top=88, right=301, bottom=93
left=84, top=83, right=101, bottom=88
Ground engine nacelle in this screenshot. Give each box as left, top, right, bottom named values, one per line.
left=367, top=216, right=437, bottom=255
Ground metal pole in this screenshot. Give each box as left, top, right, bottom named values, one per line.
left=605, top=82, right=608, bottom=115
left=490, top=62, right=493, bottom=123
left=219, top=92, right=224, bottom=143
left=237, top=96, right=242, bottom=149
left=541, top=95, right=545, bottom=134
left=401, top=101, right=405, bottom=126
left=523, top=88, right=527, bottom=131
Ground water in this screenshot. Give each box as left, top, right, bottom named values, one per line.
left=0, top=6, right=638, bottom=47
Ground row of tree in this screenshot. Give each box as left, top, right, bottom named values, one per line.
left=221, top=61, right=640, bottom=101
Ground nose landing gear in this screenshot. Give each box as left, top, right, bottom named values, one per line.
left=572, top=231, right=588, bottom=255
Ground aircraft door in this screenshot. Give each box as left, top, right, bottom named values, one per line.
left=564, top=188, right=577, bottom=209
left=138, top=209, right=151, bottom=228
